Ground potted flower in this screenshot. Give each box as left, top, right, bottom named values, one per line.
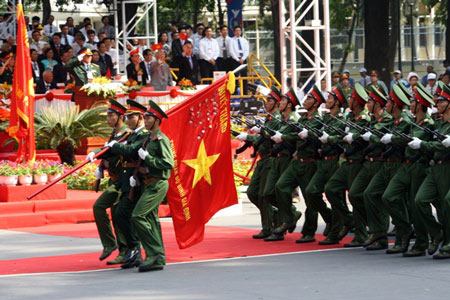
left=47, top=161, right=64, bottom=182
left=16, top=164, right=33, bottom=186
left=0, top=161, right=18, bottom=186
left=32, top=161, right=48, bottom=185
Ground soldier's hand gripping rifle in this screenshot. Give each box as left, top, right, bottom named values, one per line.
left=410, top=122, right=447, bottom=141
left=129, top=133, right=153, bottom=201
left=94, top=120, right=119, bottom=192
left=329, top=115, right=369, bottom=156
left=231, top=129, right=254, bottom=155
left=316, top=118, right=346, bottom=156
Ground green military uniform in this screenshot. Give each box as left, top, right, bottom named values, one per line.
left=63, top=48, right=101, bottom=86
left=324, top=83, right=371, bottom=244
left=246, top=108, right=282, bottom=237
left=130, top=101, right=174, bottom=272
left=363, top=85, right=411, bottom=249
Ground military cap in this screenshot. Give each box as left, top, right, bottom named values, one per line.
left=329, top=84, right=346, bottom=105
left=267, top=86, right=282, bottom=102
left=145, top=100, right=168, bottom=120
left=351, top=83, right=368, bottom=105
left=307, top=85, right=326, bottom=104
left=438, top=84, right=450, bottom=101
left=331, top=71, right=340, bottom=78
left=390, top=84, right=411, bottom=107
left=413, top=86, right=435, bottom=107
left=107, top=99, right=127, bottom=115
left=282, top=87, right=300, bottom=107
left=125, top=99, right=147, bottom=115
left=397, top=81, right=413, bottom=99
left=368, top=85, right=388, bottom=106
left=415, top=82, right=433, bottom=100
left=435, top=81, right=446, bottom=96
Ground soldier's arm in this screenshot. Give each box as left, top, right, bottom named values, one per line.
left=63, top=57, right=80, bottom=75
left=144, top=138, right=174, bottom=171
left=111, top=134, right=148, bottom=158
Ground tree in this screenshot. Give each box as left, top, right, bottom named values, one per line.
left=157, top=0, right=216, bottom=30
left=421, top=0, right=449, bottom=61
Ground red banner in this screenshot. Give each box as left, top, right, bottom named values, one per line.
left=9, top=3, right=35, bottom=162
left=161, top=73, right=238, bottom=249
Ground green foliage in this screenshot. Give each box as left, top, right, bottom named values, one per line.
left=62, top=162, right=109, bottom=191
left=330, top=0, right=362, bottom=32
left=34, top=104, right=111, bottom=150
left=421, top=0, right=447, bottom=25
left=157, top=0, right=217, bottom=30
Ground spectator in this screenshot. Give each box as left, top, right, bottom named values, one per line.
left=228, top=25, right=249, bottom=94
left=168, top=22, right=179, bottom=44
left=86, top=30, right=97, bottom=50
left=53, top=49, right=73, bottom=84
left=426, top=73, right=437, bottom=95
left=320, top=79, right=327, bottom=99
left=81, top=24, right=98, bottom=43
left=216, top=25, right=230, bottom=72
left=198, top=26, right=219, bottom=80
left=80, top=18, right=97, bottom=37
left=0, top=52, right=14, bottom=84
left=97, top=32, right=107, bottom=42
left=30, top=49, right=44, bottom=82
left=97, top=16, right=115, bottom=38
left=343, top=69, right=354, bottom=86
left=35, top=70, right=57, bottom=94
left=0, top=14, right=13, bottom=42
left=407, top=72, right=419, bottom=93
left=150, top=50, right=173, bottom=91
left=192, top=23, right=204, bottom=58
left=331, top=71, right=340, bottom=89
left=97, top=41, right=115, bottom=76
left=142, top=49, right=154, bottom=83
left=171, top=31, right=183, bottom=60
left=51, top=33, right=64, bottom=62
left=60, top=25, right=74, bottom=46
left=421, top=65, right=434, bottom=85
left=43, top=15, right=59, bottom=38
left=215, top=27, right=221, bottom=38
left=442, top=69, right=450, bottom=85
left=174, top=40, right=199, bottom=85
left=104, top=38, right=118, bottom=73
left=71, top=32, right=87, bottom=56
left=41, top=48, right=58, bottom=72
left=158, top=32, right=171, bottom=57
left=126, top=47, right=148, bottom=86
left=137, top=38, right=148, bottom=56
left=340, top=72, right=353, bottom=98
left=390, top=70, right=408, bottom=91
left=30, top=30, right=48, bottom=55
left=65, top=17, right=76, bottom=36
left=92, top=50, right=107, bottom=76
left=357, top=67, right=370, bottom=87
left=368, top=70, right=388, bottom=95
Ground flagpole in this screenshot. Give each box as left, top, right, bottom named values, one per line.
left=231, top=64, right=247, bottom=75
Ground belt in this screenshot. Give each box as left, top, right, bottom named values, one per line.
left=386, top=158, right=402, bottom=163
left=277, top=153, right=290, bottom=157
left=366, top=157, right=384, bottom=162
left=405, top=159, right=428, bottom=165
left=296, top=157, right=316, bottom=162
left=259, top=153, right=272, bottom=159
left=122, top=162, right=138, bottom=168
left=322, top=156, right=338, bottom=161
left=345, top=158, right=364, bottom=163
left=143, top=177, right=162, bottom=184
left=109, top=173, right=118, bottom=180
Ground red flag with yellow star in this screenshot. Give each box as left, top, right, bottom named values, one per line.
left=8, top=2, right=35, bottom=161
left=161, top=73, right=238, bottom=249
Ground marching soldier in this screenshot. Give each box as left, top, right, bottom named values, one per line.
left=272, top=85, right=331, bottom=243
left=409, top=83, right=450, bottom=259
left=324, top=83, right=371, bottom=246
left=363, top=84, right=411, bottom=250
left=383, top=85, right=435, bottom=256
left=105, top=100, right=149, bottom=268
left=129, top=101, right=174, bottom=272
left=235, top=86, right=283, bottom=239
left=85, top=100, right=129, bottom=264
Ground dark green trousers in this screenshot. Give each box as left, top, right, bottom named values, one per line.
left=131, top=179, right=168, bottom=264
left=415, top=164, right=450, bottom=245
left=275, top=159, right=322, bottom=236
left=324, top=161, right=362, bottom=239
left=347, top=161, right=383, bottom=242
left=364, top=162, right=401, bottom=234
left=115, top=189, right=142, bottom=251
left=247, top=157, right=274, bottom=232
left=383, top=162, right=429, bottom=249
left=93, top=183, right=127, bottom=250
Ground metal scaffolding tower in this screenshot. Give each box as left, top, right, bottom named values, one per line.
left=279, top=0, right=331, bottom=96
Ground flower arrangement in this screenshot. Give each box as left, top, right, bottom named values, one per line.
left=80, top=76, right=124, bottom=98
left=233, top=159, right=254, bottom=187
left=0, top=161, right=18, bottom=176
left=123, top=79, right=142, bottom=93
left=64, top=82, right=75, bottom=94
left=62, top=161, right=109, bottom=191
left=0, top=83, right=12, bottom=99
left=178, top=78, right=196, bottom=90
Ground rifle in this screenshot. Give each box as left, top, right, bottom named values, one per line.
left=27, top=133, right=131, bottom=200
left=94, top=120, right=119, bottom=192
left=329, top=115, right=371, bottom=156
left=231, top=129, right=254, bottom=156
left=129, top=132, right=153, bottom=201
left=410, top=122, right=446, bottom=141
left=316, top=118, right=346, bottom=156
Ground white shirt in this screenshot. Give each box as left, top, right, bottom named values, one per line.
left=216, top=36, right=230, bottom=59
left=228, top=36, right=249, bottom=61
left=192, top=33, right=202, bottom=56
left=60, top=34, right=74, bottom=46
left=106, top=49, right=118, bottom=70
left=426, top=84, right=437, bottom=95
left=30, top=41, right=48, bottom=55
left=198, top=37, right=220, bottom=61
left=43, top=24, right=60, bottom=37
left=0, top=21, right=13, bottom=39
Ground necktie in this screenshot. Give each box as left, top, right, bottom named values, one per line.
left=46, top=84, right=50, bottom=91
left=237, top=38, right=243, bottom=59
left=188, top=56, right=193, bottom=70
left=222, top=39, right=227, bottom=58
left=86, top=64, right=90, bottom=72
left=147, top=63, right=151, bottom=77
left=50, top=26, right=52, bottom=33
left=64, top=35, right=68, bottom=45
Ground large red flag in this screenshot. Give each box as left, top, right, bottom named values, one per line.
left=161, top=73, right=238, bottom=249
left=8, top=3, right=35, bottom=162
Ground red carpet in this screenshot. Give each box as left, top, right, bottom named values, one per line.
left=0, top=222, right=350, bottom=276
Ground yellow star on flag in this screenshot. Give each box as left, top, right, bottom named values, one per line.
left=183, top=139, right=220, bottom=188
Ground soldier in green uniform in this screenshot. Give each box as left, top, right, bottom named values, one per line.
left=63, top=47, right=101, bottom=86
left=105, top=100, right=149, bottom=268
left=431, top=81, right=445, bottom=122
left=324, top=83, right=370, bottom=245
left=308, top=84, right=347, bottom=245
left=363, top=84, right=411, bottom=251
left=126, top=100, right=174, bottom=272
left=382, top=86, right=435, bottom=256
left=235, top=86, right=282, bottom=239
left=409, top=84, right=450, bottom=259
left=262, top=88, right=299, bottom=242
left=85, top=100, right=129, bottom=264
left=272, top=85, right=330, bottom=243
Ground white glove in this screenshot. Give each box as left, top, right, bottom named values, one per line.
left=138, top=148, right=149, bottom=160
left=381, top=133, right=393, bottom=145
left=250, top=126, right=261, bottom=134
left=298, top=128, right=308, bottom=139
left=105, top=140, right=118, bottom=148
left=345, top=126, right=350, bottom=133
left=343, top=133, right=354, bottom=144
left=319, top=132, right=329, bottom=143
left=408, top=137, right=422, bottom=150
left=361, top=131, right=372, bottom=142
left=271, top=131, right=283, bottom=143
left=442, top=135, right=450, bottom=148
left=129, top=176, right=137, bottom=187
left=236, top=132, right=248, bottom=141
left=94, top=167, right=103, bottom=180
left=77, top=53, right=85, bottom=61
left=85, top=151, right=96, bottom=162
left=104, top=141, right=109, bottom=147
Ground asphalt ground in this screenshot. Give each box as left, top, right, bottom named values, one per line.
left=1, top=193, right=450, bottom=299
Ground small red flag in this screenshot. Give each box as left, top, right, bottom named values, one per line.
left=179, top=32, right=188, bottom=41
left=105, top=67, right=111, bottom=79
left=151, top=43, right=163, bottom=52
left=161, top=73, right=238, bottom=249
left=9, top=3, right=35, bottom=162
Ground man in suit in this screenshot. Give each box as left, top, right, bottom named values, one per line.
left=30, top=49, right=44, bottom=82
left=215, top=25, right=230, bottom=72
left=97, top=41, right=115, bottom=76
left=63, top=47, right=101, bottom=86
left=97, top=16, right=115, bottom=38
left=51, top=33, right=64, bottom=62
left=174, top=41, right=199, bottom=85
left=150, top=51, right=173, bottom=91
left=171, top=31, right=183, bottom=60
left=142, top=49, right=154, bottom=83
left=35, top=70, right=58, bottom=94
left=60, top=25, right=75, bottom=46
left=228, top=26, right=249, bottom=94
left=53, top=50, right=73, bottom=84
